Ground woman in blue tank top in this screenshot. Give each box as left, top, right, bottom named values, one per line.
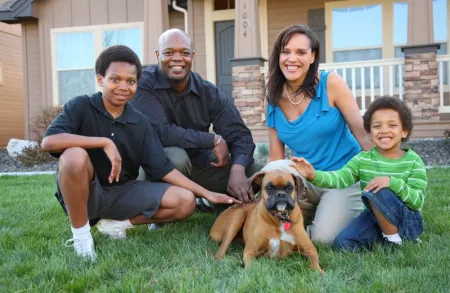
left=265, top=24, right=373, bottom=244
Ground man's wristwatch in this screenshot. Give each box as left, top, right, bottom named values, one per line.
left=214, top=135, right=222, bottom=146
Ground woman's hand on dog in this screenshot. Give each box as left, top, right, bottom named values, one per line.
left=291, top=157, right=316, bottom=181
left=204, top=191, right=243, bottom=205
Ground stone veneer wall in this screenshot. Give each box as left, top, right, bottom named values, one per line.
left=232, top=65, right=266, bottom=126
left=404, top=52, right=439, bottom=121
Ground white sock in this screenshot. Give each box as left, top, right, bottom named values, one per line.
left=71, top=221, right=92, bottom=239
left=383, top=232, right=402, bottom=244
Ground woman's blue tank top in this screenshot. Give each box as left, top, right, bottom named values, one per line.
left=266, top=71, right=360, bottom=171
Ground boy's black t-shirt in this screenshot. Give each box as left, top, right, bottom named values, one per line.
left=44, top=92, right=174, bottom=186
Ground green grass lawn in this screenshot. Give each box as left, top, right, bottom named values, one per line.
left=1, top=169, right=450, bottom=292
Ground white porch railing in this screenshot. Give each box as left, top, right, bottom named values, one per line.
left=437, top=54, right=450, bottom=114
left=320, top=58, right=404, bottom=114
left=262, top=55, right=450, bottom=114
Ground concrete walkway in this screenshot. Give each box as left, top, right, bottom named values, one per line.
left=0, top=171, right=56, bottom=177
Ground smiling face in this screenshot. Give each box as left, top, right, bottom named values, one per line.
left=96, top=61, right=138, bottom=110
left=370, top=109, right=408, bottom=158
left=156, top=30, right=194, bottom=86
left=279, top=33, right=315, bottom=85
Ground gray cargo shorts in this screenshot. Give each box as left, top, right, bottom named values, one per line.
left=56, top=173, right=171, bottom=221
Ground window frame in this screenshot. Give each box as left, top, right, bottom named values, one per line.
left=326, top=0, right=388, bottom=63
left=50, top=22, right=144, bottom=105
left=325, top=0, right=450, bottom=63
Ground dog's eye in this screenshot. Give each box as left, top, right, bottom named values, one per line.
left=266, top=185, right=274, bottom=191
left=286, top=186, right=293, bottom=192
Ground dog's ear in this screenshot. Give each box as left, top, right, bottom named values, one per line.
left=292, top=174, right=306, bottom=200
left=248, top=171, right=265, bottom=195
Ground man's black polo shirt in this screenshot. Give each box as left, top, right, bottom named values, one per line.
left=130, top=65, right=255, bottom=169
left=44, top=92, right=174, bottom=187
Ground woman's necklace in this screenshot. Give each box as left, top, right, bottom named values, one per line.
left=284, top=84, right=305, bottom=106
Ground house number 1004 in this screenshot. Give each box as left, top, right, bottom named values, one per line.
left=242, top=3, right=247, bottom=37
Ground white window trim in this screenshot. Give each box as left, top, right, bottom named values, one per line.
left=50, top=22, right=144, bottom=105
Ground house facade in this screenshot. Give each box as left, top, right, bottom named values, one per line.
left=0, top=0, right=23, bottom=147
left=1, top=0, right=449, bottom=143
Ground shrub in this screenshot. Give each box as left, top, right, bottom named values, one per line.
left=16, top=106, right=62, bottom=167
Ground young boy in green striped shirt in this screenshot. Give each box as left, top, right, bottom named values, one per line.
left=293, top=96, right=427, bottom=251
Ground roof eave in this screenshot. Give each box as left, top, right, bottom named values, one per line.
left=0, top=0, right=37, bottom=23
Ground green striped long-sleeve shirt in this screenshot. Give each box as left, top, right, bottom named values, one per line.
left=312, top=148, right=427, bottom=210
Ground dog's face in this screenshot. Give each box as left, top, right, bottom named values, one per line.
left=251, top=170, right=300, bottom=213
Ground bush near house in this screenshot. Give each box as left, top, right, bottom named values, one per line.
left=16, top=106, right=62, bottom=166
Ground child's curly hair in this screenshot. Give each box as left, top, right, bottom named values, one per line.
left=363, top=96, right=413, bottom=142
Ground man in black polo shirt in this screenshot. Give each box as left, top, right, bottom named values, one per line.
left=131, top=29, right=261, bottom=205
left=42, top=45, right=240, bottom=261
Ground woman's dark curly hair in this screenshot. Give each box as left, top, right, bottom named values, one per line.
left=95, top=45, right=142, bottom=80
left=266, top=24, right=320, bottom=105
left=363, top=96, right=413, bottom=141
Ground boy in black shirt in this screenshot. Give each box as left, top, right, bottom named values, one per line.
left=42, top=45, right=239, bottom=261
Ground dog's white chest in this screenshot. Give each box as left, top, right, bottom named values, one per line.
left=269, top=224, right=295, bottom=257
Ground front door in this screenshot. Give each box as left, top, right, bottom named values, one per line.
left=215, top=21, right=235, bottom=99
left=308, top=8, right=326, bottom=64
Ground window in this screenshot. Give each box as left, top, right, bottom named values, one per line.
left=332, top=5, right=383, bottom=89
left=214, top=0, right=235, bottom=11
left=51, top=23, right=143, bottom=105
left=393, top=2, right=408, bottom=45
left=332, top=5, right=382, bottom=50
left=433, top=0, right=448, bottom=43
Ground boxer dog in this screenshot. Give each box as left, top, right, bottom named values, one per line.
left=210, top=160, right=323, bottom=273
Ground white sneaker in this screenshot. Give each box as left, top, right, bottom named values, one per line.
left=96, top=219, right=132, bottom=239
left=65, top=237, right=96, bottom=261
left=148, top=223, right=167, bottom=230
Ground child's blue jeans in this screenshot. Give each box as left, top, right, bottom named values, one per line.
left=333, top=188, right=423, bottom=251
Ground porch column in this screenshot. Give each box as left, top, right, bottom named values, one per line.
left=402, top=0, right=440, bottom=121
left=144, top=0, right=169, bottom=65
left=232, top=0, right=266, bottom=128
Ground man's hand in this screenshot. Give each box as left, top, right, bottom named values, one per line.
left=364, top=176, right=390, bottom=193
left=291, top=157, right=316, bottom=181
left=227, top=164, right=254, bottom=203
left=211, top=135, right=229, bottom=167
left=203, top=191, right=242, bottom=205
left=103, top=139, right=122, bottom=183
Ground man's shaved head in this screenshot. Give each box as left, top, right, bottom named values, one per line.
left=156, top=28, right=195, bottom=90
left=157, top=29, right=192, bottom=52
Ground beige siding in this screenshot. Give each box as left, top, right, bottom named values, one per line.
left=71, top=0, right=90, bottom=26
left=169, top=8, right=185, bottom=31
left=0, top=24, right=24, bottom=146
left=267, top=0, right=337, bottom=56
left=127, top=0, right=144, bottom=23
left=191, top=0, right=206, bottom=79
left=108, top=0, right=127, bottom=24
left=89, top=0, right=109, bottom=25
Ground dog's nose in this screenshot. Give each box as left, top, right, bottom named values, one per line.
left=277, top=192, right=286, bottom=198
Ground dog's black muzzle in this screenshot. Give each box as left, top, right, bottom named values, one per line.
left=265, top=192, right=295, bottom=211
